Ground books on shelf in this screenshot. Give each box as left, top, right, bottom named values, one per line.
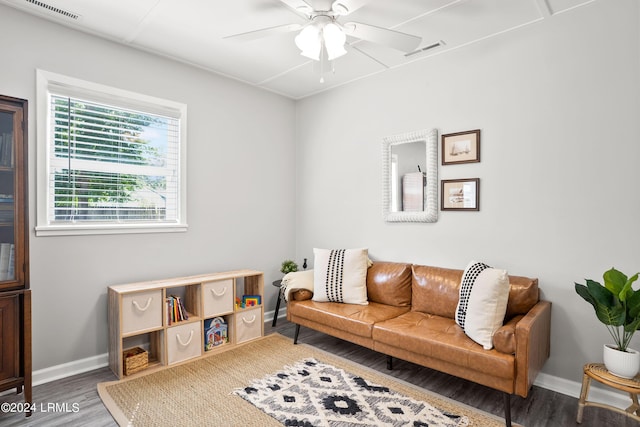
left=0, top=132, right=14, bottom=167
left=0, top=243, right=14, bottom=281
left=0, top=199, right=14, bottom=223
left=165, top=295, right=189, bottom=325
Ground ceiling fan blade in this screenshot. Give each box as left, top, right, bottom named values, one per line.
left=224, top=23, right=303, bottom=42
left=310, top=0, right=333, bottom=11
left=348, top=43, right=389, bottom=68
left=279, top=0, right=313, bottom=16
left=343, top=22, right=421, bottom=53
left=331, top=0, right=369, bottom=15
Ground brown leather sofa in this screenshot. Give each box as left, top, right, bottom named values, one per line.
left=286, top=261, right=551, bottom=427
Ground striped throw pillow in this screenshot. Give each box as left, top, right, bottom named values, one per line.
left=312, top=248, right=369, bottom=305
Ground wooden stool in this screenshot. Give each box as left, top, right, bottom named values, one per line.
left=577, top=363, right=640, bottom=423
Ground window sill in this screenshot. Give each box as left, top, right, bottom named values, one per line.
left=35, top=223, right=188, bottom=237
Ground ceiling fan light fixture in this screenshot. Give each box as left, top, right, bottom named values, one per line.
left=295, top=20, right=347, bottom=62
left=323, top=23, right=347, bottom=60
left=295, top=25, right=321, bottom=60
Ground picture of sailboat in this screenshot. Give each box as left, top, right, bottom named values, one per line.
left=449, top=140, right=471, bottom=156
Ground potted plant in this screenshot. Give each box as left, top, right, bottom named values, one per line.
left=575, top=267, right=640, bottom=378
left=280, top=260, right=298, bottom=275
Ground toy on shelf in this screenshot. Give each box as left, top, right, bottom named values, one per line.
left=204, top=317, right=228, bottom=351
left=236, top=295, right=262, bottom=309
left=242, top=295, right=261, bottom=307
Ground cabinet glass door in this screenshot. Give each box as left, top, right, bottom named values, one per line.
left=0, top=107, right=21, bottom=285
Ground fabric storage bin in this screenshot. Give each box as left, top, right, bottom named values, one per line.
left=203, top=279, right=234, bottom=317
left=167, top=321, right=201, bottom=365
left=235, top=307, right=262, bottom=344
left=122, top=290, right=163, bottom=335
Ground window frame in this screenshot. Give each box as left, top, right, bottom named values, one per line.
left=36, top=70, right=188, bottom=236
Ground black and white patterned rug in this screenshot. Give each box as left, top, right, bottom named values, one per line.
left=233, top=358, right=469, bottom=427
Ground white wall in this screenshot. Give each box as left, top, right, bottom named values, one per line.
left=295, top=0, right=640, bottom=383
left=0, top=5, right=297, bottom=370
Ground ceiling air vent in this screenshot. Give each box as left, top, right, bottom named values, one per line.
left=405, top=41, right=445, bottom=58
left=24, top=0, right=79, bottom=20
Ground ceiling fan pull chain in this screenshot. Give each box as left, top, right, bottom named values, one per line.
left=319, top=38, right=326, bottom=83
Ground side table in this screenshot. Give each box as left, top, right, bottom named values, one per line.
left=271, top=279, right=283, bottom=327
left=577, top=362, right=640, bottom=423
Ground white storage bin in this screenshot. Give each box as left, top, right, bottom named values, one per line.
left=122, top=290, right=163, bottom=335
left=235, top=307, right=262, bottom=344
left=167, top=321, right=202, bottom=365
left=203, top=279, right=234, bottom=317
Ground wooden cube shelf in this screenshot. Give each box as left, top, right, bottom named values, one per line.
left=108, top=270, right=264, bottom=379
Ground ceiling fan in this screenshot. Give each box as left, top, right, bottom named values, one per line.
left=225, top=0, right=423, bottom=78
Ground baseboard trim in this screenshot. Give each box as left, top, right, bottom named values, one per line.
left=33, top=353, right=109, bottom=387
left=265, top=307, right=286, bottom=324
left=533, top=371, right=629, bottom=408
left=26, top=310, right=632, bottom=413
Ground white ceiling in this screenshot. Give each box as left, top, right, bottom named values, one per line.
left=1, top=0, right=595, bottom=99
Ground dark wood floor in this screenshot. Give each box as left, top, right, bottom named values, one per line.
left=1, top=319, right=637, bottom=426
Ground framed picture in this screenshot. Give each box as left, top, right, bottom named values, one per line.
left=441, top=178, right=479, bottom=211
left=441, top=129, right=480, bottom=165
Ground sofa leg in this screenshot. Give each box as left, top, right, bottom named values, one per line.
left=293, top=324, right=300, bottom=344
left=503, top=393, right=512, bottom=427
left=386, top=355, right=393, bottom=370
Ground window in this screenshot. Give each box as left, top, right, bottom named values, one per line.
left=36, top=70, right=187, bottom=236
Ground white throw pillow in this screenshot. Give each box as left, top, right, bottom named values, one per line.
left=312, top=248, right=369, bottom=305
left=455, top=260, right=510, bottom=350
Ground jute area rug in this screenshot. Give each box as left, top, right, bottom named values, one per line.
left=98, top=333, right=511, bottom=427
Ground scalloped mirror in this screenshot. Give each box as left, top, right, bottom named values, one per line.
left=382, top=129, right=438, bottom=222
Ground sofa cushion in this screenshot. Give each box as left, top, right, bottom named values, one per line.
left=411, top=265, right=462, bottom=318
left=372, top=311, right=514, bottom=379
left=455, top=261, right=510, bottom=350
left=505, top=276, right=539, bottom=319
left=411, top=264, right=540, bottom=323
left=289, top=299, right=410, bottom=338
left=366, top=262, right=412, bottom=307
left=312, top=248, right=369, bottom=305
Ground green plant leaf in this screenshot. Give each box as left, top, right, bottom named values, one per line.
left=576, top=281, right=624, bottom=326
left=627, top=285, right=640, bottom=318
left=604, top=268, right=627, bottom=296
left=598, top=305, right=625, bottom=327
left=586, top=279, right=616, bottom=306
left=625, top=315, right=640, bottom=333
left=620, top=272, right=640, bottom=302
left=586, top=280, right=623, bottom=326
left=575, top=283, right=598, bottom=307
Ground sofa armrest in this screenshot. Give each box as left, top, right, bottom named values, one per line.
left=493, top=315, right=523, bottom=354
left=514, top=300, right=551, bottom=398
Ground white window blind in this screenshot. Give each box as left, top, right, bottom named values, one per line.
left=36, top=70, right=187, bottom=235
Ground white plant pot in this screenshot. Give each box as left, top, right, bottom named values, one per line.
left=603, top=344, right=640, bottom=379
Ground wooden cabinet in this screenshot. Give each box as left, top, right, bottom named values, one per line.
left=108, top=270, right=264, bottom=379
left=0, top=294, right=18, bottom=381
left=0, top=95, right=31, bottom=415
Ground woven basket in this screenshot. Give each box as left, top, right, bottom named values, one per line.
left=123, top=347, right=148, bottom=376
